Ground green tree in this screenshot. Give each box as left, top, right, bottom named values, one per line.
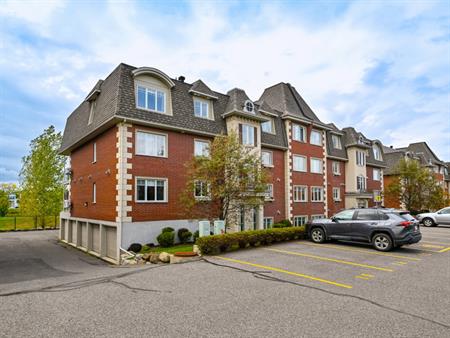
left=180, top=132, right=270, bottom=225
left=19, top=126, right=65, bottom=224
left=0, top=190, right=9, bottom=217
left=385, top=158, right=446, bottom=212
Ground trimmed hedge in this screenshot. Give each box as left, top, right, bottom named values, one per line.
left=196, top=227, right=305, bottom=255
left=178, top=228, right=192, bottom=244
left=157, top=231, right=175, bottom=247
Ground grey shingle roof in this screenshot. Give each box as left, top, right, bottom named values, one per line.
left=325, top=123, right=347, bottom=160
left=189, top=80, right=218, bottom=99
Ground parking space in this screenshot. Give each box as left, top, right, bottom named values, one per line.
left=210, top=226, right=450, bottom=292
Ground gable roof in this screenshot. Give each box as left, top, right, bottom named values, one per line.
left=189, top=80, right=218, bottom=99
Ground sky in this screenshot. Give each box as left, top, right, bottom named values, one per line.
left=0, top=0, right=449, bottom=183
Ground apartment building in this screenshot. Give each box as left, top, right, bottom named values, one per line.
left=59, top=63, right=383, bottom=263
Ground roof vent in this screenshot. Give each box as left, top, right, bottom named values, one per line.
left=178, top=76, right=185, bottom=82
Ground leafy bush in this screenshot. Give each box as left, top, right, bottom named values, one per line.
left=157, top=231, right=175, bottom=247
left=196, top=227, right=305, bottom=255
left=162, top=227, right=175, bottom=233
left=178, top=228, right=192, bottom=244
left=193, top=230, right=200, bottom=243
left=279, top=219, right=292, bottom=227
left=127, top=243, right=142, bottom=253
left=273, top=223, right=290, bottom=228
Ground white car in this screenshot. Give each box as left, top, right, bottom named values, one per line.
left=416, top=207, right=450, bottom=227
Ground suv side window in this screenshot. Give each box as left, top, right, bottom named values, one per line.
left=439, top=208, right=450, bottom=214
left=334, top=210, right=355, bottom=220
left=356, top=210, right=379, bottom=220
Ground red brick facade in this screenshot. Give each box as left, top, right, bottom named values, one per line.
left=263, top=148, right=286, bottom=223
left=326, top=159, right=345, bottom=216
left=366, top=165, right=383, bottom=207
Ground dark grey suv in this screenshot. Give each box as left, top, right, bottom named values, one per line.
left=306, top=208, right=422, bottom=252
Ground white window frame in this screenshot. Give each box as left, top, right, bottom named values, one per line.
left=135, top=130, right=168, bottom=158
left=293, top=155, right=307, bottom=172
left=293, top=215, right=308, bottom=227
left=92, top=183, right=96, bottom=204
left=311, top=186, right=323, bottom=202
left=261, top=150, right=273, bottom=167
left=293, top=185, right=308, bottom=202
left=194, top=180, right=211, bottom=200
left=92, top=142, right=97, bottom=163
left=373, top=145, right=382, bottom=161
left=373, top=168, right=381, bottom=181
left=332, top=187, right=341, bottom=201
left=356, top=150, right=366, bottom=166
left=242, top=124, right=255, bottom=146
left=310, top=158, right=323, bottom=174
left=331, top=134, right=342, bottom=149
left=88, top=101, right=96, bottom=125
left=135, top=177, right=168, bottom=203
left=265, top=184, right=274, bottom=200
left=136, top=84, right=166, bottom=114
left=357, top=175, right=366, bottom=191
left=261, top=118, right=275, bottom=134
left=193, top=97, right=213, bottom=120
left=310, top=129, right=322, bottom=146
left=292, top=124, right=306, bottom=142
left=332, top=161, right=340, bottom=175
left=194, top=139, right=210, bottom=157
left=263, top=217, right=274, bottom=229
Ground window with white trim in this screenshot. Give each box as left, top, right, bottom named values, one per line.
left=293, top=155, right=307, bottom=172
left=332, top=161, right=340, bottom=175
left=194, top=98, right=211, bottom=119
left=357, top=175, right=366, bottom=191
left=373, top=145, right=382, bottom=161
left=241, top=124, right=255, bottom=146
left=261, top=118, right=274, bottom=134
left=136, top=178, right=167, bottom=202
left=311, top=187, right=323, bottom=202
left=244, top=100, right=254, bottom=113
left=293, top=186, right=307, bottom=202
left=136, top=131, right=167, bottom=157
left=333, top=187, right=340, bottom=201
left=310, top=158, right=323, bottom=174
left=310, top=130, right=322, bottom=146
left=311, top=215, right=325, bottom=220
left=263, top=217, right=274, bottom=229
left=194, top=180, right=210, bottom=199
left=293, top=215, right=307, bottom=227
left=331, top=134, right=342, bottom=149
left=356, top=150, right=366, bottom=166
left=292, top=124, right=306, bottom=142
left=88, top=101, right=96, bottom=125
left=265, top=184, right=274, bottom=200
left=261, top=150, right=273, bottom=166
left=93, top=142, right=97, bottom=163
left=373, top=168, right=381, bottom=181
left=137, top=85, right=165, bottom=113
left=194, top=140, right=210, bottom=157
left=92, top=183, right=96, bottom=204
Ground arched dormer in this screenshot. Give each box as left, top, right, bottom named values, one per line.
left=132, top=67, right=174, bottom=115
left=372, top=142, right=383, bottom=161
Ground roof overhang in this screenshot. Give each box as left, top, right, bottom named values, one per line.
left=188, top=89, right=218, bottom=100
left=222, top=110, right=270, bottom=122
left=132, top=67, right=175, bottom=88
left=85, top=89, right=101, bottom=102
left=326, top=155, right=348, bottom=162
left=281, top=113, right=332, bottom=130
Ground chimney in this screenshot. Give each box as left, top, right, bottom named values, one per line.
left=390, top=145, right=393, bottom=148
left=178, top=76, right=185, bottom=82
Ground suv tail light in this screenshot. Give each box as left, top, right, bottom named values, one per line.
left=398, top=221, right=412, bottom=228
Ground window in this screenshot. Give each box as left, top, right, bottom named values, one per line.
left=311, top=187, right=323, bottom=202
left=265, top=184, right=274, bottom=200
left=312, top=215, right=325, bottom=220
left=194, top=140, right=210, bottom=157
left=373, top=168, right=381, bottom=181
left=263, top=217, right=274, bottom=229
left=310, top=130, right=322, bottom=146
left=356, top=210, right=379, bottom=220
left=333, top=187, right=340, bottom=201
left=331, top=134, right=342, bottom=149
left=293, top=186, right=307, bottom=202
left=194, top=98, right=211, bottom=119
left=92, top=183, right=96, bottom=204
left=293, top=155, right=307, bottom=172
left=88, top=101, right=96, bottom=125
left=356, top=150, right=366, bottom=166
left=244, top=100, right=254, bottom=113
left=293, top=216, right=307, bottom=227
left=334, top=209, right=355, bottom=220
left=292, top=124, right=306, bottom=142
left=136, top=178, right=167, bottom=202
left=261, top=118, right=274, bottom=133
left=93, top=142, right=97, bottom=163
left=310, top=158, right=323, bottom=174
left=194, top=180, right=210, bottom=199
left=137, top=85, right=165, bottom=113
left=136, top=131, right=167, bottom=157
left=261, top=150, right=273, bottom=166
left=357, top=175, right=366, bottom=191
left=373, top=145, right=382, bottom=161
left=241, top=124, right=255, bottom=146
left=332, top=161, right=340, bottom=175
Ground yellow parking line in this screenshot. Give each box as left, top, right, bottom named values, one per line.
left=421, top=244, right=445, bottom=249
left=361, top=273, right=374, bottom=277
left=266, top=248, right=394, bottom=272
left=438, top=246, right=450, bottom=253
left=299, top=242, right=421, bottom=261
left=355, top=276, right=370, bottom=280
left=392, top=261, right=407, bottom=266
left=214, top=256, right=353, bottom=289
left=421, top=240, right=450, bottom=246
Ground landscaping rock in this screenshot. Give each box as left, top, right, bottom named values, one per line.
left=193, top=245, right=201, bottom=255
left=149, top=253, right=160, bottom=264
left=127, top=243, right=142, bottom=253
left=142, top=253, right=151, bottom=261
left=159, top=252, right=170, bottom=263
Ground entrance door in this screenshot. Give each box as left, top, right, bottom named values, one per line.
left=357, top=199, right=368, bottom=208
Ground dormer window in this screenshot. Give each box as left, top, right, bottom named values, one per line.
left=136, top=85, right=166, bottom=113
left=244, top=100, right=254, bottom=113
left=194, top=97, right=213, bottom=120
left=88, top=100, right=96, bottom=125
left=373, top=144, right=382, bottom=161
left=331, top=134, right=342, bottom=149
left=261, top=118, right=275, bottom=134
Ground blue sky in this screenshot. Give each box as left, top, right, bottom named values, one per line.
left=0, top=0, right=449, bottom=183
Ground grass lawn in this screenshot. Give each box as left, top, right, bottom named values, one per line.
left=0, top=216, right=59, bottom=231
left=140, top=243, right=194, bottom=254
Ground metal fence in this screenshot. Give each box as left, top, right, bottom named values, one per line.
left=0, top=216, right=60, bottom=232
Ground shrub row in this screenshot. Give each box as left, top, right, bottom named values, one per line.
left=196, top=227, right=305, bottom=255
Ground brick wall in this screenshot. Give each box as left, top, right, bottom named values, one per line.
left=383, top=175, right=401, bottom=208
left=367, top=165, right=383, bottom=207
left=327, top=159, right=345, bottom=216
left=263, top=148, right=286, bottom=222
left=70, top=127, right=117, bottom=221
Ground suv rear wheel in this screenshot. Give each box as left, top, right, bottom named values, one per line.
left=310, top=227, right=325, bottom=243
left=422, top=218, right=435, bottom=227
left=372, top=233, right=393, bottom=252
